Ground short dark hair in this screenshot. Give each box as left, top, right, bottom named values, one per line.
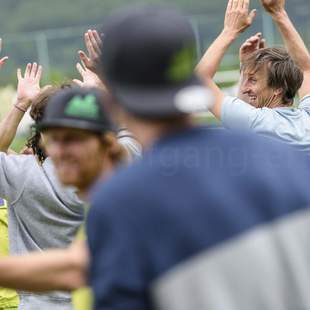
left=241, top=47, right=304, bottom=105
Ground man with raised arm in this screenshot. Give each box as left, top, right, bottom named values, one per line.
left=196, top=0, right=310, bottom=152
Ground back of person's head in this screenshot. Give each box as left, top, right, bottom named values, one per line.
left=98, top=5, right=213, bottom=121
left=241, top=47, right=303, bottom=105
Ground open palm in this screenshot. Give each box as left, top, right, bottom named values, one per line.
left=17, top=63, right=42, bottom=103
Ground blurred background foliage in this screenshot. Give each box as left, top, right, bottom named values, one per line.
left=0, top=0, right=308, bottom=86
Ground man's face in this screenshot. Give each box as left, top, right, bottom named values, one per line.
left=43, top=128, right=105, bottom=193
left=238, top=67, right=276, bottom=108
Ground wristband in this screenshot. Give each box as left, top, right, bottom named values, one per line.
left=14, top=104, right=27, bottom=113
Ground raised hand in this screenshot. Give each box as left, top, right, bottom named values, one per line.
left=17, top=63, right=42, bottom=109
left=78, top=29, right=103, bottom=73
left=224, top=0, right=257, bottom=36
left=239, top=32, right=266, bottom=64
left=73, top=61, right=107, bottom=91
left=0, top=39, right=9, bottom=69
left=260, top=0, right=285, bottom=15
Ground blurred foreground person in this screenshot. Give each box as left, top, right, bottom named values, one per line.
left=87, top=5, right=310, bottom=310
left=196, top=0, right=310, bottom=152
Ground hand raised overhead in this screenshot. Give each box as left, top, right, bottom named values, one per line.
left=0, top=39, right=8, bottom=69
left=78, top=29, right=103, bottom=73
left=224, top=0, right=256, bottom=36
left=73, top=61, right=107, bottom=91
left=260, top=0, right=285, bottom=15
left=17, top=63, right=42, bottom=107
left=239, top=32, right=266, bottom=64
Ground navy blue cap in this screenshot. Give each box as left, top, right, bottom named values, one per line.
left=100, top=5, right=213, bottom=118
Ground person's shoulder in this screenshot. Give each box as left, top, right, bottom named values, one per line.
left=0, top=152, right=38, bottom=169
left=298, top=95, right=310, bottom=110
left=197, top=127, right=310, bottom=169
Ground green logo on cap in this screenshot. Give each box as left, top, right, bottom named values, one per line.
left=166, top=46, right=195, bottom=82
left=65, top=95, right=99, bottom=119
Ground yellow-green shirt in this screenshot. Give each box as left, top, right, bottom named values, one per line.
left=72, top=225, right=93, bottom=310
left=0, top=199, right=19, bottom=309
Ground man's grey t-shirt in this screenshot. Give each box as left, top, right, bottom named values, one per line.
left=0, top=154, right=84, bottom=310
left=117, top=128, right=142, bottom=161
left=221, top=95, right=310, bottom=152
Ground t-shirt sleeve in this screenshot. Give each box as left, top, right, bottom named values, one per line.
left=118, top=136, right=142, bottom=161
left=299, top=95, right=310, bottom=110
left=0, top=153, right=30, bottom=201
left=87, top=192, right=146, bottom=310
left=117, top=129, right=142, bottom=162
left=221, top=96, right=261, bottom=129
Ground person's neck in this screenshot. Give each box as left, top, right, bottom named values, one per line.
left=262, top=95, right=290, bottom=109
left=128, top=116, right=194, bottom=149
left=77, top=158, right=115, bottom=201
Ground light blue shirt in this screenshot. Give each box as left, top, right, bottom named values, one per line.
left=221, top=95, right=310, bottom=152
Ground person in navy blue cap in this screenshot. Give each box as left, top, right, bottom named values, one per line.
left=87, top=3, right=310, bottom=310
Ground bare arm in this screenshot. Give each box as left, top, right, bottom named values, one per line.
left=0, top=63, right=42, bottom=153
left=0, top=240, right=88, bottom=292
left=196, top=0, right=256, bottom=119
left=261, top=0, right=310, bottom=98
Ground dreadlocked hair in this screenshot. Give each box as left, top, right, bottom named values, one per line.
left=26, top=82, right=72, bottom=163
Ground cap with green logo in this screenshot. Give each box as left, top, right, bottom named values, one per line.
left=36, top=88, right=114, bottom=133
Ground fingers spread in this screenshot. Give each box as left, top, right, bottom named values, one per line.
left=25, top=63, right=32, bottom=78
left=85, top=31, right=97, bottom=57
left=17, top=68, right=22, bottom=80
left=248, top=9, right=257, bottom=25
left=89, top=30, right=102, bottom=55
left=0, top=56, right=8, bottom=67
left=243, top=0, right=249, bottom=10
left=76, top=62, right=85, bottom=76
left=259, top=38, right=266, bottom=49
left=73, top=79, right=83, bottom=87
left=93, top=30, right=103, bottom=46
left=233, top=0, right=239, bottom=9
left=30, top=62, right=38, bottom=78
left=227, top=0, right=233, bottom=11
left=36, top=65, right=43, bottom=82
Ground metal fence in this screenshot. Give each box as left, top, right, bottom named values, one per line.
left=0, top=12, right=308, bottom=85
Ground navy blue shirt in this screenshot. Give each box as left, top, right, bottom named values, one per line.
left=87, top=127, right=310, bottom=310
